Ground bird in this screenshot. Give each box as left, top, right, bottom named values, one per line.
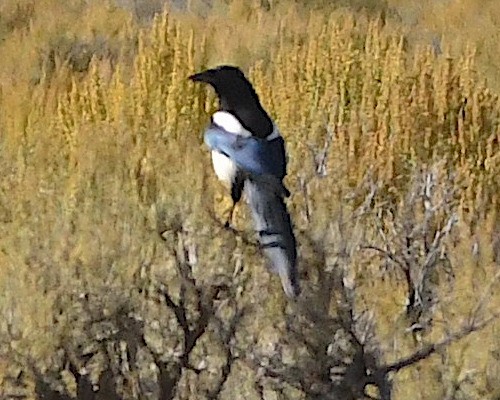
left=189, top=65, right=300, bottom=298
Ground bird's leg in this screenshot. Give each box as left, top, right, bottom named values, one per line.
left=225, top=172, right=244, bottom=230
left=224, top=202, right=237, bottom=229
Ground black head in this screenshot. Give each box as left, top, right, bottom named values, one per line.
left=189, top=66, right=252, bottom=104
left=189, top=65, right=245, bottom=84
left=189, top=65, right=273, bottom=138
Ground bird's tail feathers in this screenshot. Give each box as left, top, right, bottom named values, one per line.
left=245, top=179, right=300, bottom=298
left=250, top=174, right=290, bottom=198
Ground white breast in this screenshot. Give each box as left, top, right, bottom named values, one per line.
left=211, top=150, right=237, bottom=186
left=210, top=111, right=251, bottom=186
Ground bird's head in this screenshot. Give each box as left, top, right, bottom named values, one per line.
left=189, top=65, right=245, bottom=85
left=189, top=65, right=273, bottom=138
left=189, top=65, right=259, bottom=110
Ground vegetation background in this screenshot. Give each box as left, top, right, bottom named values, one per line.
left=0, top=0, right=498, bottom=399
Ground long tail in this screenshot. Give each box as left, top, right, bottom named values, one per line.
left=244, top=177, right=300, bottom=298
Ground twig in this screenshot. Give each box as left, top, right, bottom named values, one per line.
left=382, top=312, right=500, bottom=374
left=361, top=245, right=407, bottom=271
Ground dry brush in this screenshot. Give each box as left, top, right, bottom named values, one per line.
left=0, top=3, right=499, bottom=400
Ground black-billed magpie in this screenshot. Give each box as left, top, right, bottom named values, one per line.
left=189, top=65, right=300, bottom=298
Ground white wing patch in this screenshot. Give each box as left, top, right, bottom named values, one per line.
left=212, top=111, right=251, bottom=137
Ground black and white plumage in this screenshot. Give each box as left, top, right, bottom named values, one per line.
left=189, top=65, right=300, bottom=298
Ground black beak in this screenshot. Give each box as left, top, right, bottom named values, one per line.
left=188, top=72, right=204, bottom=82
left=188, top=69, right=215, bottom=84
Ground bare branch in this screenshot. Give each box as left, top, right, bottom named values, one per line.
left=306, top=123, right=335, bottom=177
left=205, top=208, right=259, bottom=247
left=160, top=284, right=189, bottom=334
left=360, top=245, right=407, bottom=271
left=382, top=312, right=500, bottom=374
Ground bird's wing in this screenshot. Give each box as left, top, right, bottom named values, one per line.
left=244, top=178, right=300, bottom=298
left=204, top=126, right=290, bottom=197
left=204, top=126, right=287, bottom=179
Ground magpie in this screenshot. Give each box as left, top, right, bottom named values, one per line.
left=189, top=65, right=300, bottom=298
